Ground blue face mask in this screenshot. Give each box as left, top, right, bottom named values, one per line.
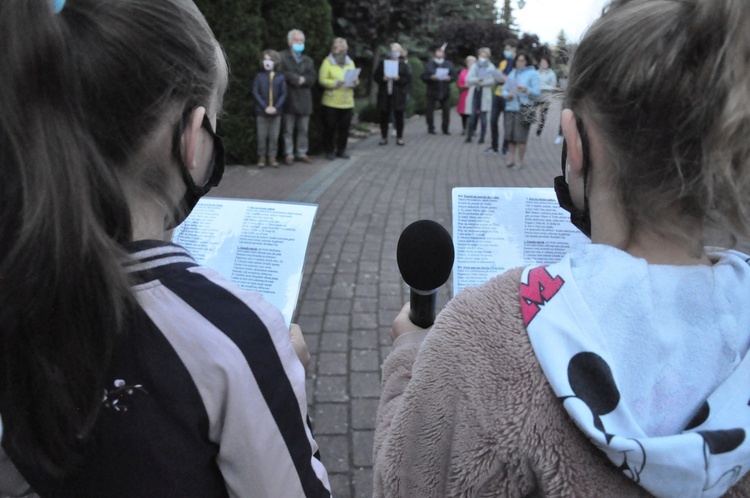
left=292, top=43, right=305, bottom=53
left=504, top=50, right=514, bottom=59
left=391, top=52, right=400, bottom=59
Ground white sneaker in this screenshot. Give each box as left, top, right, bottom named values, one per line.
left=554, top=135, right=563, bottom=145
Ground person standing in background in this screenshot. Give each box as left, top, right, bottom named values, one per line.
left=422, top=46, right=457, bottom=136
left=375, top=43, right=411, bottom=146
left=318, top=37, right=358, bottom=160
left=486, top=39, right=517, bottom=155
left=502, top=51, right=540, bottom=169
left=279, top=29, right=317, bottom=165
left=456, top=56, right=476, bottom=136
left=391, top=47, right=412, bottom=137
left=252, top=49, right=287, bottom=168
left=535, top=55, right=558, bottom=137
left=465, top=47, right=495, bottom=144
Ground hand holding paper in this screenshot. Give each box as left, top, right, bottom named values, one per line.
left=344, top=68, right=361, bottom=87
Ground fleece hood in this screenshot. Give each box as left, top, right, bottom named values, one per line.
left=521, top=244, right=750, bottom=497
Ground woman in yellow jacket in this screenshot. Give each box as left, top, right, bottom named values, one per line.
left=318, top=37, right=358, bottom=160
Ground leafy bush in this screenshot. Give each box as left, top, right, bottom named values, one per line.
left=357, top=102, right=380, bottom=123
left=406, top=56, right=425, bottom=116
left=195, top=0, right=333, bottom=164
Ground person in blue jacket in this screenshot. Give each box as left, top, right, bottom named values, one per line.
left=252, top=50, right=287, bottom=168
left=502, top=51, right=540, bottom=170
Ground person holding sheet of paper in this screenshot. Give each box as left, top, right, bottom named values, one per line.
left=464, top=47, right=496, bottom=144
left=318, top=37, right=358, bottom=160
left=374, top=0, right=750, bottom=496
left=421, top=46, right=457, bottom=136
left=375, top=43, right=411, bottom=146
left=0, top=1, right=330, bottom=496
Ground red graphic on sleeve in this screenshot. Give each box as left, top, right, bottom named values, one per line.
left=520, top=266, right=565, bottom=326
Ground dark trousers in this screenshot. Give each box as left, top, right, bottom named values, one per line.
left=425, top=97, right=450, bottom=133
left=467, top=111, right=487, bottom=141
left=461, top=114, right=469, bottom=133
left=322, top=106, right=353, bottom=154
left=490, top=95, right=507, bottom=152
left=381, top=110, right=404, bottom=138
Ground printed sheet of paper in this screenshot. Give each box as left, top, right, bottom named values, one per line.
left=172, top=198, right=317, bottom=328
left=452, top=187, right=590, bottom=296
left=384, top=60, right=399, bottom=78
left=435, top=67, right=449, bottom=80
left=344, top=68, right=361, bottom=87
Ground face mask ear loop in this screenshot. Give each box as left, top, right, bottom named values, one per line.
left=576, top=115, right=592, bottom=234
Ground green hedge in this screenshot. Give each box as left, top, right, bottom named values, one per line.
left=195, top=0, right=333, bottom=164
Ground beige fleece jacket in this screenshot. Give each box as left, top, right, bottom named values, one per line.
left=374, top=268, right=750, bottom=497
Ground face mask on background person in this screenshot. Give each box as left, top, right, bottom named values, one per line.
left=391, top=52, right=400, bottom=59
left=334, top=52, right=347, bottom=64
left=478, top=57, right=488, bottom=66
left=263, top=59, right=274, bottom=71
left=292, top=43, right=305, bottom=53
left=504, top=50, right=513, bottom=59
left=434, top=57, right=444, bottom=64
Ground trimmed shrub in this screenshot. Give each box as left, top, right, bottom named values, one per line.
left=195, top=0, right=333, bottom=164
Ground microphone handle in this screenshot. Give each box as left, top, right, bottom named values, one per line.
left=409, top=288, right=437, bottom=328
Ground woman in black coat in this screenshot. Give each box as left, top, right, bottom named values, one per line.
left=375, top=43, right=411, bottom=146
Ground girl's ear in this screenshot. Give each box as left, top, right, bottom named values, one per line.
left=180, top=106, right=207, bottom=171
left=561, top=108, right=583, bottom=180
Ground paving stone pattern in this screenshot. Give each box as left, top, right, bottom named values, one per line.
left=210, top=103, right=571, bottom=497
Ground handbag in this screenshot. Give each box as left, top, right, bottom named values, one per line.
left=520, top=103, right=536, bottom=127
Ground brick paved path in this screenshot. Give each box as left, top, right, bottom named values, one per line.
left=210, top=105, right=566, bottom=497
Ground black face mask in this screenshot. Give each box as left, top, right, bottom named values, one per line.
left=553, top=117, right=591, bottom=238
left=168, top=112, right=225, bottom=229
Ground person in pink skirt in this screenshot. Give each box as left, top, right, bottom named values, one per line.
left=456, top=56, right=476, bottom=136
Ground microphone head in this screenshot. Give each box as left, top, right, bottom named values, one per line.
left=397, top=220, right=455, bottom=291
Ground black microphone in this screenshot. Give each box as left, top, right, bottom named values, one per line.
left=396, top=220, right=455, bottom=328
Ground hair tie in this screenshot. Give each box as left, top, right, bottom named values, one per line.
left=52, top=0, right=66, bottom=13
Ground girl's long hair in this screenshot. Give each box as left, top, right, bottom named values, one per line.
left=566, top=0, right=750, bottom=248
left=0, top=0, right=224, bottom=475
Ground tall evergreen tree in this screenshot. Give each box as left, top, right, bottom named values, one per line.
left=329, top=0, right=437, bottom=95
left=194, top=0, right=264, bottom=163
left=554, top=29, right=571, bottom=66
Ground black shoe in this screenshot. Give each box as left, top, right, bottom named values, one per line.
left=428, top=129, right=437, bottom=135
left=465, top=137, right=472, bottom=143
left=325, top=152, right=336, bottom=160
left=443, top=131, right=451, bottom=136
left=336, top=151, right=351, bottom=159
left=478, top=139, right=485, bottom=144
